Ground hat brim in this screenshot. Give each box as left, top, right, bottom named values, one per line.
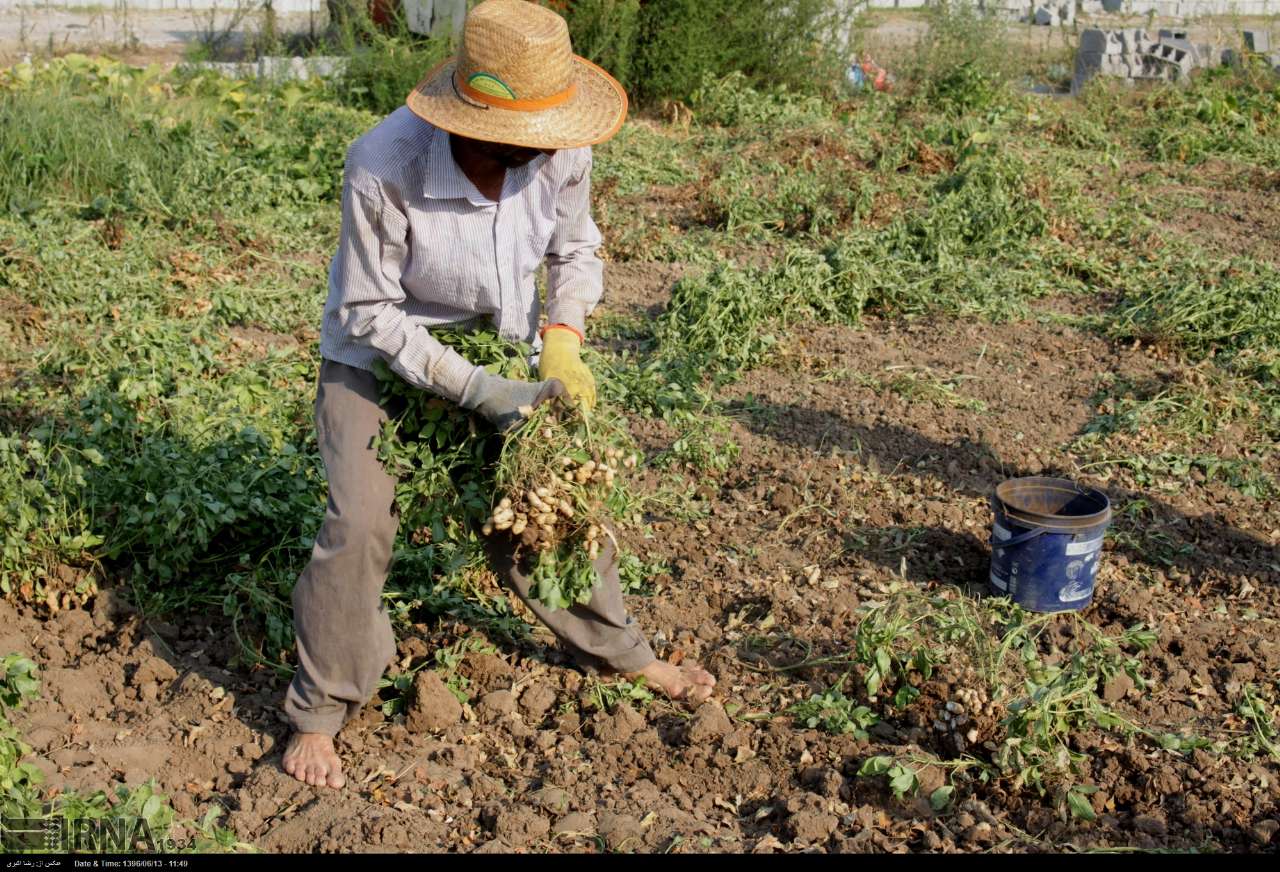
left=406, top=56, right=628, bottom=150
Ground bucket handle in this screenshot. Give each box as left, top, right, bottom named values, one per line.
left=989, top=527, right=1046, bottom=550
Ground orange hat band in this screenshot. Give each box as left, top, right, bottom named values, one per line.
left=456, top=73, right=578, bottom=112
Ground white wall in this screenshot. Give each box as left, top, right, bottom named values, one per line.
left=5, top=0, right=1277, bottom=23
left=0, top=1, right=323, bottom=9
left=0, top=1, right=323, bottom=10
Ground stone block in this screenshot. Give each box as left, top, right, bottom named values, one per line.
left=1080, top=29, right=1112, bottom=55
left=1145, top=44, right=1194, bottom=80
left=1075, top=50, right=1106, bottom=74
left=1117, top=31, right=1153, bottom=56
left=1243, top=31, right=1271, bottom=54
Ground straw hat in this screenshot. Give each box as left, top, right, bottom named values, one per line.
left=406, top=0, right=628, bottom=150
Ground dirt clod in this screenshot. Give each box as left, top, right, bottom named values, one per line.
left=786, top=810, right=839, bottom=845
left=596, top=811, right=644, bottom=853
left=405, top=670, right=463, bottom=734
left=477, top=690, right=517, bottom=720
left=532, top=786, right=571, bottom=815
left=553, top=811, right=593, bottom=838
left=1133, top=813, right=1168, bottom=837
left=519, top=682, right=557, bottom=721
left=493, top=807, right=549, bottom=847
left=594, top=703, right=645, bottom=744
left=1102, top=672, right=1135, bottom=703
left=1250, top=819, right=1280, bottom=846
left=687, top=700, right=732, bottom=744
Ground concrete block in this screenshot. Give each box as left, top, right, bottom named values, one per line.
left=1160, top=37, right=1207, bottom=67
left=1080, top=29, right=1116, bottom=55
left=1243, top=31, right=1271, bottom=54
left=1117, top=30, right=1153, bottom=55
left=1101, top=0, right=1124, bottom=10
left=1145, top=44, right=1194, bottom=80
left=1159, top=30, right=1189, bottom=42
left=1102, top=57, right=1128, bottom=76
left=1075, top=50, right=1106, bottom=74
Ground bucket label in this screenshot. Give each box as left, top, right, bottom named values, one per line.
left=1058, top=556, right=1094, bottom=602
left=1059, top=578, right=1093, bottom=603
left=1064, top=536, right=1104, bottom=556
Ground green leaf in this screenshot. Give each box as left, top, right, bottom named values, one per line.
left=857, top=755, right=893, bottom=777
left=893, top=684, right=920, bottom=708
left=1067, top=789, right=1097, bottom=821
left=888, top=765, right=918, bottom=798
left=930, top=785, right=954, bottom=811
left=875, top=648, right=892, bottom=677
left=865, top=666, right=882, bottom=697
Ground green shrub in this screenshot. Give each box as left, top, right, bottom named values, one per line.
left=327, top=18, right=453, bottom=116
left=563, top=0, right=643, bottom=91
left=1133, top=65, right=1280, bottom=167
left=631, top=0, right=851, bottom=105
left=0, top=57, right=371, bottom=217
left=0, top=435, right=103, bottom=598
left=1111, top=255, right=1280, bottom=383
left=900, top=3, right=1019, bottom=115
left=688, top=70, right=831, bottom=128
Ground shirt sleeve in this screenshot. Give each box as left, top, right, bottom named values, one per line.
left=544, top=149, right=604, bottom=338
left=328, top=176, right=478, bottom=401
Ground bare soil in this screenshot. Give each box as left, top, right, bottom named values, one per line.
left=8, top=259, right=1279, bottom=853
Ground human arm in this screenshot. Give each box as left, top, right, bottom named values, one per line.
left=539, top=150, right=602, bottom=408
left=331, top=174, right=559, bottom=427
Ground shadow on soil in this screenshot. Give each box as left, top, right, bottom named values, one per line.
left=729, top=400, right=1277, bottom=590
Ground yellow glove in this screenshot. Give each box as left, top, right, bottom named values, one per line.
left=538, top=324, right=596, bottom=411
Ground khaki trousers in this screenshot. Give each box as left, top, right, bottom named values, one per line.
left=284, top=359, right=654, bottom=736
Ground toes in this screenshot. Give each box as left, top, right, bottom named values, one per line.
left=327, top=768, right=346, bottom=789
left=681, top=664, right=716, bottom=687
left=688, top=684, right=714, bottom=704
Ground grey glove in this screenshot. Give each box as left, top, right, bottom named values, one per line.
left=459, top=369, right=565, bottom=432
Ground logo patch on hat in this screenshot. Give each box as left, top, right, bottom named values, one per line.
left=467, top=72, right=516, bottom=100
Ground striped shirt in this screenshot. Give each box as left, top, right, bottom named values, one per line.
left=318, top=106, right=604, bottom=402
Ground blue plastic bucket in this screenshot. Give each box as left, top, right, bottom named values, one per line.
left=988, top=477, right=1112, bottom=613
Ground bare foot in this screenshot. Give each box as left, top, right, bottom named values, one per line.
left=626, top=658, right=716, bottom=705
left=282, top=732, right=346, bottom=789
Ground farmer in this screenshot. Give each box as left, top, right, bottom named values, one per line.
left=281, top=0, right=715, bottom=789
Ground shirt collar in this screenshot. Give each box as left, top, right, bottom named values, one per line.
left=423, top=125, right=549, bottom=205
left=424, top=126, right=479, bottom=203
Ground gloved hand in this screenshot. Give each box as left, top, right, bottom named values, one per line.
left=538, top=325, right=596, bottom=411
left=459, top=369, right=565, bottom=432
